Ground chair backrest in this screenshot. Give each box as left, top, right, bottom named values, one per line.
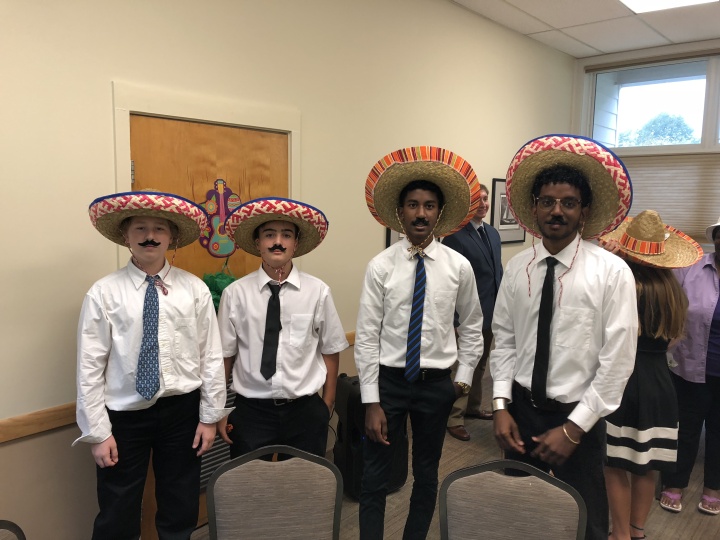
left=207, top=445, right=343, bottom=540
left=439, top=459, right=587, bottom=540
left=0, top=520, right=26, bottom=540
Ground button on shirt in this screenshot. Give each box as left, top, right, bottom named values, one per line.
left=490, top=236, right=638, bottom=432
left=355, top=238, right=484, bottom=403
left=671, top=253, right=720, bottom=383
left=218, top=266, right=349, bottom=399
left=75, top=260, right=231, bottom=445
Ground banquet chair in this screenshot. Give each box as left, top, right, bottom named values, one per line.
left=439, top=459, right=587, bottom=540
left=0, top=520, right=26, bottom=540
left=206, top=445, right=342, bottom=540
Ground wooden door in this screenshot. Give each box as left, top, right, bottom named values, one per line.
left=130, top=114, right=289, bottom=539
left=130, top=113, right=289, bottom=279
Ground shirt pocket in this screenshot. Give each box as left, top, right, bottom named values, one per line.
left=289, top=314, right=313, bottom=352
left=433, top=290, right=456, bottom=328
left=174, top=317, right=199, bottom=360
left=551, top=307, right=594, bottom=351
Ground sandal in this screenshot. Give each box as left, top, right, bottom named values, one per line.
left=630, top=523, right=646, bottom=540
left=698, top=494, right=720, bottom=516
left=659, top=490, right=683, bottom=513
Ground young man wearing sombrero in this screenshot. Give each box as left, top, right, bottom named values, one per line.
left=76, top=190, right=230, bottom=539
left=489, top=135, right=639, bottom=540
left=355, top=147, right=484, bottom=540
left=216, top=198, right=348, bottom=458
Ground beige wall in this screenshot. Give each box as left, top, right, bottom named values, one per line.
left=0, top=0, right=574, bottom=537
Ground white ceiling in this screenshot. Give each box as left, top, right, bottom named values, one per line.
left=452, top=0, right=720, bottom=58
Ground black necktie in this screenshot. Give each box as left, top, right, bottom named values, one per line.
left=477, top=226, right=494, bottom=264
left=531, top=257, right=558, bottom=406
left=260, top=283, right=282, bottom=380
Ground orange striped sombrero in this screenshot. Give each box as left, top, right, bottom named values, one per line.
left=599, top=210, right=702, bottom=269
left=89, top=190, right=208, bottom=248
left=365, top=146, right=481, bottom=237
left=506, top=134, right=633, bottom=239
left=225, top=197, right=328, bottom=257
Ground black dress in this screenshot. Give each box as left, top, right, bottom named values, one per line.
left=605, top=334, right=679, bottom=475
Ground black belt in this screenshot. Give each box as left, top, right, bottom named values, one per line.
left=380, top=365, right=451, bottom=382
left=513, top=381, right=577, bottom=413
left=237, top=393, right=315, bottom=407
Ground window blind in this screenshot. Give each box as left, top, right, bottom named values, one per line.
left=621, top=153, right=720, bottom=249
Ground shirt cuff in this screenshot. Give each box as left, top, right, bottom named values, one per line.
left=72, top=430, right=112, bottom=447
left=360, top=384, right=380, bottom=404
left=200, top=405, right=235, bottom=424
left=492, top=379, right=513, bottom=401
left=567, top=403, right=600, bottom=433
left=453, top=364, right=475, bottom=386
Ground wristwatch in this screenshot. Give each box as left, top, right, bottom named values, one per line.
left=492, top=398, right=509, bottom=412
left=456, top=382, right=471, bottom=395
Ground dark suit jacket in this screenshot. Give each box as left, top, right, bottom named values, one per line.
left=442, top=221, right=503, bottom=330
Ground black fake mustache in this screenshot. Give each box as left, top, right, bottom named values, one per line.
left=548, top=217, right=567, bottom=225
left=269, top=244, right=287, bottom=252
left=139, top=240, right=161, bottom=247
left=411, top=218, right=430, bottom=227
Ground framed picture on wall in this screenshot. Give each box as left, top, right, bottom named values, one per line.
left=491, top=178, right=526, bottom=244
left=386, top=228, right=405, bottom=247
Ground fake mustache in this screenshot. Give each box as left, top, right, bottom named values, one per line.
left=548, top=217, right=567, bottom=226
left=139, top=240, right=161, bottom=247
left=269, top=244, right=287, bottom=252
left=411, top=218, right=430, bottom=227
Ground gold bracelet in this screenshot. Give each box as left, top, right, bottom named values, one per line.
left=562, top=424, right=580, bottom=445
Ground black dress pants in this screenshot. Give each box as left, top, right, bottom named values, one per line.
left=359, top=366, right=456, bottom=540
left=505, top=383, right=608, bottom=540
left=93, top=390, right=201, bottom=540
left=227, top=392, right=330, bottom=459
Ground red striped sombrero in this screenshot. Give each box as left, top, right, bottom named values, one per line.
left=89, top=190, right=208, bottom=248
left=365, top=146, right=481, bottom=237
left=599, top=210, right=702, bottom=269
left=506, top=134, right=633, bottom=239
left=225, top=197, right=328, bottom=257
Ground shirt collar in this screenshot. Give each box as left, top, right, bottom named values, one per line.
left=535, top=234, right=582, bottom=270
left=255, top=263, right=300, bottom=291
left=400, top=236, right=438, bottom=260
left=126, top=258, right=172, bottom=290
left=702, top=252, right=717, bottom=271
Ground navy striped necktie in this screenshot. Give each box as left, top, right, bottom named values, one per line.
left=405, top=254, right=426, bottom=382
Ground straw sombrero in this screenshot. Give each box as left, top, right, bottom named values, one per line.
left=506, top=134, right=633, bottom=239
left=365, top=146, right=481, bottom=237
left=599, top=210, right=702, bottom=269
left=706, top=216, right=720, bottom=242
left=89, top=190, right=208, bottom=248
left=225, top=197, right=328, bottom=257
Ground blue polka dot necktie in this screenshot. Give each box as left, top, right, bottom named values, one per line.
left=405, top=254, right=425, bottom=382
left=137, top=275, right=160, bottom=400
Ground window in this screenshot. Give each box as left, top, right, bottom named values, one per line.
left=591, top=57, right=720, bottom=152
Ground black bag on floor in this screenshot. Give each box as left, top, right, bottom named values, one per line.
left=333, top=373, right=408, bottom=499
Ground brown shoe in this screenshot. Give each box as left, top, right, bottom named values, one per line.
left=465, top=410, right=493, bottom=420
left=447, top=425, right=470, bottom=441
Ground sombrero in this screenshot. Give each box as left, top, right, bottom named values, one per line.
left=599, top=210, right=702, bottom=269
left=506, top=134, right=633, bottom=239
left=706, top=216, right=720, bottom=242
left=89, top=190, right=208, bottom=248
left=365, top=146, right=481, bottom=237
left=225, top=197, right=328, bottom=257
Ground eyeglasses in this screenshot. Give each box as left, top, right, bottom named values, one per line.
left=535, top=196, right=582, bottom=210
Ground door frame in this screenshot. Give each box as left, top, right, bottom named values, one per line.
left=111, top=80, right=302, bottom=268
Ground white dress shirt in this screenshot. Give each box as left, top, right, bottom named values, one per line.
left=355, top=238, right=484, bottom=403
left=75, top=259, right=230, bottom=445
left=218, top=265, right=349, bottom=399
left=490, top=235, right=638, bottom=432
